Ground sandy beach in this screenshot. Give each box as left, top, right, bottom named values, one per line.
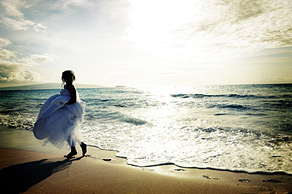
left=0, top=128, right=291, bottom=194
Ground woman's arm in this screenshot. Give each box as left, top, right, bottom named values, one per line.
left=66, top=85, right=77, bottom=104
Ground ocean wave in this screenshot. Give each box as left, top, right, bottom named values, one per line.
left=207, top=103, right=253, bottom=110
left=111, top=125, right=292, bottom=174
left=170, top=93, right=289, bottom=99
left=0, top=113, right=35, bottom=129
left=121, top=117, right=148, bottom=126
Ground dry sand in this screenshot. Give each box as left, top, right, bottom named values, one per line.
left=0, top=128, right=292, bottom=194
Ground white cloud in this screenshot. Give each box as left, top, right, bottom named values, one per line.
left=1, top=0, right=29, bottom=18
left=53, top=0, right=95, bottom=10
left=2, top=17, right=35, bottom=31
left=30, top=54, right=54, bottom=63
left=18, top=54, right=54, bottom=67
left=175, top=0, right=292, bottom=50
left=0, top=38, right=15, bottom=59
left=0, top=48, right=16, bottom=59
left=34, top=23, right=47, bottom=32
left=0, top=38, right=11, bottom=47
left=0, top=0, right=47, bottom=32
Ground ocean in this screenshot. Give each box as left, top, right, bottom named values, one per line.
left=0, top=84, right=292, bottom=174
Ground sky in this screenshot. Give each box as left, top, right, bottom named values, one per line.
left=0, top=0, right=292, bottom=87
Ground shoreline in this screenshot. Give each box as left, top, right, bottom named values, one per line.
left=85, top=141, right=292, bottom=176
left=1, top=127, right=292, bottom=193
left=1, top=125, right=292, bottom=176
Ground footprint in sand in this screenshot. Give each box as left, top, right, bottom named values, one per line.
left=86, top=155, right=99, bottom=160
left=238, top=179, right=251, bottom=183
left=203, top=175, right=220, bottom=180
left=103, top=158, right=112, bottom=161
left=174, top=168, right=185, bottom=172
left=262, top=179, right=282, bottom=183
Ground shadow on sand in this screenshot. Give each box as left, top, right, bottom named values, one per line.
left=0, top=156, right=83, bottom=194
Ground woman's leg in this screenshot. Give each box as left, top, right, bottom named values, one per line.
left=80, top=142, right=87, bottom=156
left=65, top=135, right=77, bottom=158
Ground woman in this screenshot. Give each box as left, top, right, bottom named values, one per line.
left=33, top=70, right=87, bottom=158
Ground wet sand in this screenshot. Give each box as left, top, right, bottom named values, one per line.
left=0, top=128, right=291, bottom=194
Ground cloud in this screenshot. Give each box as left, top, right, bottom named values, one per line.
left=0, top=57, right=45, bottom=83
left=2, top=17, right=35, bottom=31
left=124, top=0, right=292, bottom=65
left=0, top=38, right=53, bottom=84
left=53, top=0, right=95, bottom=10
left=18, top=54, right=54, bottom=67
left=0, top=48, right=15, bottom=59
left=0, top=38, right=15, bottom=59
left=176, top=0, right=292, bottom=51
left=0, top=38, right=11, bottom=47
left=225, top=0, right=266, bottom=21
left=34, top=23, right=47, bottom=32
left=30, top=54, right=54, bottom=63
left=1, top=0, right=29, bottom=18
left=0, top=61, right=42, bottom=82
left=0, top=0, right=47, bottom=32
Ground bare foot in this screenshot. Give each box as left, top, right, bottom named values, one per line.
left=80, top=142, right=87, bottom=156
left=64, top=147, right=77, bottom=158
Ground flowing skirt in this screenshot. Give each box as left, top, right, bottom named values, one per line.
left=33, top=93, right=86, bottom=148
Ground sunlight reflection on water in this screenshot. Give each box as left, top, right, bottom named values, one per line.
left=1, top=84, right=292, bottom=173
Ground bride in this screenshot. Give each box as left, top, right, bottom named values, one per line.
left=33, top=70, right=87, bottom=158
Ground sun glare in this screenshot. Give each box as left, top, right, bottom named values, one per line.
left=126, top=0, right=201, bottom=51
left=123, top=0, right=236, bottom=67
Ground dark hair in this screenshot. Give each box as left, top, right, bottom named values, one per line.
left=62, top=70, right=76, bottom=84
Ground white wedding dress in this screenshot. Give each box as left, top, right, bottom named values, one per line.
left=33, top=89, right=86, bottom=148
